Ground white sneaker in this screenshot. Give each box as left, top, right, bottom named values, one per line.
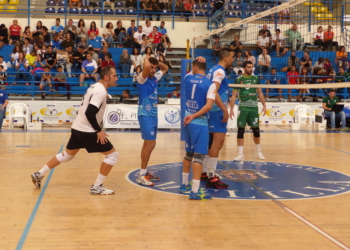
left=234, top=154, right=244, bottom=161
left=90, top=184, right=115, bottom=195
left=136, top=173, right=154, bottom=186
left=226, top=132, right=230, bottom=136
left=256, top=151, right=265, bottom=160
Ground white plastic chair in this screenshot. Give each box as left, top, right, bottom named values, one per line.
left=8, top=103, right=29, bottom=130
left=294, top=104, right=315, bottom=129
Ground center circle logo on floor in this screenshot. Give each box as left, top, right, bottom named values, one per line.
left=126, top=161, right=350, bottom=200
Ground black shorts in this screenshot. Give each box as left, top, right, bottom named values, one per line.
left=66, top=129, right=114, bottom=153
left=10, top=35, right=20, bottom=41
left=271, top=45, right=285, bottom=53
left=165, top=37, right=171, bottom=44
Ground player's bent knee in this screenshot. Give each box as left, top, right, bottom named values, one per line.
left=184, top=152, right=194, bottom=162
left=252, top=127, right=260, bottom=138
left=193, top=153, right=204, bottom=164
left=56, top=150, right=74, bottom=163
left=237, top=127, right=245, bottom=139
left=103, top=151, right=118, bottom=166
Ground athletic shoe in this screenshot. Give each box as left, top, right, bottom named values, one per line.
left=189, top=189, right=213, bottom=200
left=179, top=183, right=192, bottom=193
left=31, top=172, right=43, bottom=188
left=147, top=172, right=160, bottom=182
left=341, top=127, right=349, bottom=131
left=266, top=97, right=269, bottom=102
left=234, top=154, right=244, bottom=161
left=136, top=173, right=154, bottom=186
left=201, top=172, right=208, bottom=181
left=206, top=175, right=228, bottom=189
left=331, top=128, right=336, bottom=132
left=90, top=184, right=115, bottom=195
left=256, top=151, right=265, bottom=160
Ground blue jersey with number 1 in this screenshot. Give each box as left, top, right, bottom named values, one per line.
left=206, top=65, right=228, bottom=112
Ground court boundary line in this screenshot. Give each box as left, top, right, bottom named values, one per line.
left=15, top=140, right=66, bottom=250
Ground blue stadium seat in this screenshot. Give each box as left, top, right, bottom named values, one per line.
left=58, top=0, right=65, bottom=6
left=126, top=8, right=135, bottom=15
left=249, top=12, right=256, bottom=16
left=103, top=8, right=113, bottom=14
left=115, top=8, right=125, bottom=15
left=233, top=5, right=241, bottom=10
left=205, top=10, right=211, bottom=17
left=226, top=11, right=236, bottom=17
left=92, top=8, right=102, bottom=14
left=46, top=0, right=55, bottom=6
left=57, top=7, right=65, bottom=13
left=202, top=3, right=208, bottom=9
left=45, top=6, right=55, bottom=13
left=254, top=6, right=262, bottom=11
left=114, top=1, right=123, bottom=8
left=162, top=9, right=170, bottom=15
left=193, top=10, right=203, bottom=16
left=193, top=4, right=200, bottom=9
left=81, top=7, right=90, bottom=14
left=237, top=11, right=241, bottom=16
left=69, top=7, right=78, bottom=13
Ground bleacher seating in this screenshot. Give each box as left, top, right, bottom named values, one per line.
left=46, top=0, right=55, bottom=6
left=81, top=7, right=90, bottom=14
left=6, top=6, right=17, bottom=11
left=45, top=7, right=55, bottom=13
left=0, top=0, right=6, bottom=4
left=115, top=9, right=125, bottom=15
left=8, top=0, right=19, bottom=4
left=57, top=7, right=65, bottom=13
left=114, top=1, right=123, bottom=8
left=57, top=0, right=65, bottom=6
left=92, top=8, right=102, bottom=14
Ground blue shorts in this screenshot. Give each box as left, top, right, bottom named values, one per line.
left=138, top=116, right=158, bottom=140
left=184, top=123, right=209, bottom=155
left=208, top=110, right=227, bottom=133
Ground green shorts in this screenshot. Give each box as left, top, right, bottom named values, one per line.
left=237, top=109, right=259, bottom=128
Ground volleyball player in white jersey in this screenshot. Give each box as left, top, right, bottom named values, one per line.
left=31, top=66, right=119, bottom=195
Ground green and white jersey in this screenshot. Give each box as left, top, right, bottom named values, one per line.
left=233, top=75, right=259, bottom=111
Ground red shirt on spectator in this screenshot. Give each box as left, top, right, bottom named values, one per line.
left=88, top=28, right=99, bottom=36
left=149, top=32, right=163, bottom=44
left=101, top=60, right=116, bottom=68
left=287, top=71, right=299, bottom=84
left=9, top=25, right=21, bottom=36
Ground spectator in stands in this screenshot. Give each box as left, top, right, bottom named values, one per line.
left=265, top=67, right=282, bottom=101
left=51, top=34, right=62, bottom=52
left=278, top=8, right=290, bottom=23
left=125, top=0, right=136, bottom=8
left=54, top=65, right=71, bottom=100
left=119, top=49, right=132, bottom=78
left=11, top=45, right=23, bottom=67
left=79, top=53, right=98, bottom=86
left=158, top=21, right=172, bottom=52
left=34, top=54, right=46, bottom=68
left=98, top=46, right=112, bottom=68
left=61, top=33, right=75, bottom=50
left=314, top=57, right=325, bottom=73
left=323, top=58, right=332, bottom=73
left=52, top=18, right=64, bottom=36
left=0, top=85, right=8, bottom=130
left=101, top=54, right=116, bottom=69
left=140, top=34, right=151, bottom=55
left=335, top=67, right=350, bottom=101
left=299, top=67, right=310, bottom=101
left=120, top=89, right=133, bottom=103
left=41, top=26, right=51, bottom=46
left=324, top=25, right=339, bottom=51
left=147, top=0, right=161, bottom=21
left=0, top=65, right=7, bottom=85
left=257, top=48, right=271, bottom=77
left=323, top=89, right=348, bottom=131
left=311, top=67, right=324, bottom=102
left=211, top=36, right=222, bottom=63
left=258, top=24, right=271, bottom=37
left=14, top=52, right=29, bottom=85
left=143, top=21, right=153, bottom=37
left=23, top=38, right=33, bottom=55
left=33, top=21, right=42, bottom=38
left=175, top=0, right=184, bottom=16
left=229, top=35, right=242, bottom=54
left=77, top=35, right=88, bottom=51
left=335, top=46, right=348, bottom=70
left=88, top=47, right=99, bottom=63
left=271, top=29, right=288, bottom=57
left=77, top=19, right=87, bottom=43
left=102, top=22, right=114, bottom=48
left=155, top=38, right=166, bottom=59
left=183, top=0, right=193, bottom=22
left=64, top=19, right=77, bottom=41
left=134, top=26, right=146, bottom=49
left=159, top=54, right=172, bottom=82
left=40, top=66, right=53, bottom=99
left=131, top=48, right=142, bottom=74
left=88, top=32, right=106, bottom=52
left=0, top=41, right=4, bottom=51
left=243, top=50, right=256, bottom=74
left=59, top=45, right=74, bottom=77
left=149, top=26, right=163, bottom=50
left=232, top=52, right=243, bottom=75
left=0, top=24, right=9, bottom=45
left=34, top=35, right=45, bottom=50
left=286, top=50, right=300, bottom=72
left=114, top=21, right=126, bottom=48
left=69, top=0, right=81, bottom=8
left=287, top=65, right=300, bottom=102
left=211, top=0, right=224, bottom=16
left=81, top=0, right=89, bottom=8
left=256, top=31, right=271, bottom=55
left=285, top=24, right=304, bottom=51
left=9, top=19, right=22, bottom=45
left=313, top=26, right=324, bottom=51
left=0, top=56, right=7, bottom=72
left=133, top=65, right=142, bottom=82
left=72, top=45, right=87, bottom=73
left=26, top=50, right=37, bottom=72
left=127, top=20, right=138, bottom=47
left=325, top=66, right=336, bottom=83
left=34, top=42, right=45, bottom=56
left=300, top=51, right=313, bottom=73
left=141, top=46, right=155, bottom=67
left=88, top=21, right=99, bottom=36
left=22, top=26, right=33, bottom=42
left=44, top=45, right=57, bottom=70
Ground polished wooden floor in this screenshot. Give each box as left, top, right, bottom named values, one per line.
left=1, top=125, right=350, bottom=250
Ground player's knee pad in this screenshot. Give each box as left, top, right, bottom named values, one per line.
left=184, top=152, right=194, bottom=162
left=56, top=150, right=74, bottom=163
left=252, top=127, right=260, bottom=138
left=209, top=133, right=214, bottom=149
left=103, top=151, right=118, bottom=166
left=193, top=153, right=204, bottom=164
left=237, top=128, right=245, bottom=139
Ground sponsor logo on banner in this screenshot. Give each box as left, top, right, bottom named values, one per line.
left=263, top=107, right=286, bottom=118
left=40, top=107, right=62, bottom=117
left=107, top=110, right=121, bottom=125
left=164, top=107, right=180, bottom=124
left=66, top=107, right=79, bottom=117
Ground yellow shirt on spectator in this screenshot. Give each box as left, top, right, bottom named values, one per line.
left=25, top=54, right=36, bottom=66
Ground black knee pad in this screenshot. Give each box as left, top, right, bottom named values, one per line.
left=184, top=152, right=194, bottom=162
left=208, top=133, right=214, bottom=149
left=237, top=127, right=245, bottom=139
left=193, top=153, right=204, bottom=164
left=252, top=127, right=260, bottom=138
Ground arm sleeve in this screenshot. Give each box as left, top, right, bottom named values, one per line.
left=85, top=104, right=102, bottom=132
left=212, top=69, right=225, bottom=84
left=155, top=71, right=164, bottom=81
left=206, top=83, right=216, bottom=100
left=137, top=73, right=147, bottom=84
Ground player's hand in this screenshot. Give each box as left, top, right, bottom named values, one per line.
left=97, top=131, right=109, bottom=144
left=196, top=56, right=206, bottom=63
left=261, top=105, right=266, bottom=116
left=229, top=108, right=234, bottom=119
left=222, top=109, right=229, bottom=123
left=183, top=115, right=194, bottom=126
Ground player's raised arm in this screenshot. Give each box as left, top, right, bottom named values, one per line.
left=158, top=61, right=169, bottom=76
left=141, top=58, right=152, bottom=79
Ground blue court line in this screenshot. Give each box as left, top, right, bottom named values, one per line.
left=15, top=142, right=65, bottom=250
left=314, top=143, right=350, bottom=155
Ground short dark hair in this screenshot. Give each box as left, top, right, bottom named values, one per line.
left=88, top=47, right=94, bottom=51
left=161, top=21, right=165, bottom=24
left=100, top=66, right=115, bottom=80
left=242, top=61, right=253, bottom=68
left=123, top=89, right=130, bottom=94
left=47, top=45, right=52, bottom=48
left=234, top=35, right=240, bottom=38
left=79, top=46, right=85, bottom=49
left=153, top=26, right=158, bottom=30
left=192, top=59, right=206, bottom=71
left=218, top=48, right=232, bottom=60
left=138, top=25, right=142, bottom=29
left=86, top=53, right=92, bottom=57
left=44, top=66, right=50, bottom=70
left=276, top=29, right=280, bottom=32
left=237, top=70, right=242, bottom=74
left=0, top=65, right=3, bottom=69
left=131, top=20, right=135, bottom=22
left=149, top=57, right=159, bottom=65
left=57, top=65, right=62, bottom=69
left=271, top=67, right=277, bottom=71
left=329, top=88, right=335, bottom=93
left=56, top=18, right=60, bottom=21
left=0, top=56, right=3, bottom=59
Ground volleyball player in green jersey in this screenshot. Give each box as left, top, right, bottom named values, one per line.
left=229, top=61, right=267, bottom=161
